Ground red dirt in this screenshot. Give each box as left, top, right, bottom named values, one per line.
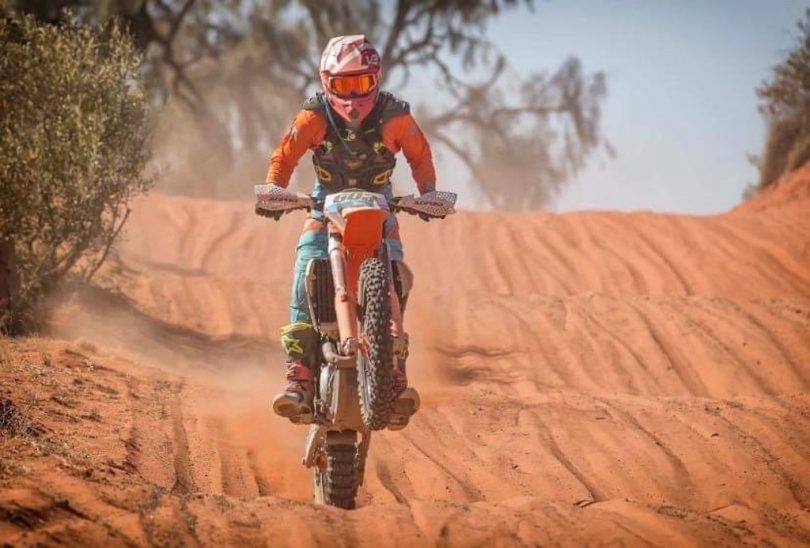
left=1, top=166, right=809, bottom=546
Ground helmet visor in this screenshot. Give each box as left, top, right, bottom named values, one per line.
left=328, top=74, right=377, bottom=98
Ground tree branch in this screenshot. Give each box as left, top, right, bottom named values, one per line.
left=83, top=207, right=130, bottom=282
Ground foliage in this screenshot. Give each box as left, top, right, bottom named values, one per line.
left=0, top=9, right=153, bottom=333
left=756, top=9, right=810, bottom=189
left=19, top=0, right=608, bottom=210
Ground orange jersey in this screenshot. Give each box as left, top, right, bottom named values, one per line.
left=266, top=109, right=436, bottom=194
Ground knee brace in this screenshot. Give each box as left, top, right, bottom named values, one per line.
left=280, top=322, right=319, bottom=367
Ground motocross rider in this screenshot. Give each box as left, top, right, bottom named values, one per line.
left=262, top=35, right=438, bottom=421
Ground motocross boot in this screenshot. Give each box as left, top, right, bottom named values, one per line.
left=392, top=366, right=408, bottom=398
left=272, top=358, right=314, bottom=418
left=272, top=322, right=319, bottom=421
left=388, top=335, right=420, bottom=431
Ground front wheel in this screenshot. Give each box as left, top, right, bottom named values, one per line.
left=357, top=257, right=394, bottom=430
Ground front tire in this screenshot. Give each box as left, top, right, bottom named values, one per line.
left=357, top=258, right=394, bottom=430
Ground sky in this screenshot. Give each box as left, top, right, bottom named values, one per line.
left=422, top=0, right=807, bottom=214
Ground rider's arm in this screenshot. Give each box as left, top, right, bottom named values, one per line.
left=383, top=114, right=437, bottom=194
left=266, top=110, right=327, bottom=187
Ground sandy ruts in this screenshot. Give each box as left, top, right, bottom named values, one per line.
left=1, top=167, right=808, bottom=545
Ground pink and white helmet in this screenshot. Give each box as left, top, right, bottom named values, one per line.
left=319, top=35, right=381, bottom=124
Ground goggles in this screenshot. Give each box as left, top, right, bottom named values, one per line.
left=328, top=74, right=377, bottom=98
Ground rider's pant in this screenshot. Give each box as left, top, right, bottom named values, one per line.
left=283, top=182, right=404, bottom=368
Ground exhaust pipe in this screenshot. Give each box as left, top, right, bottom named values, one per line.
left=322, top=341, right=356, bottom=368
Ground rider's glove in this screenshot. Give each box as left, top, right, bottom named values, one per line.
left=416, top=190, right=445, bottom=221
left=255, top=181, right=288, bottom=220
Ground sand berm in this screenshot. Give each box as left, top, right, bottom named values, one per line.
left=1, top=167, right=808, bottom=545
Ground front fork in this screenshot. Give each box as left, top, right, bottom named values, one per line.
left=328, top=231, right=409, bottom=360
left=328, top=233, right=358, bottom=355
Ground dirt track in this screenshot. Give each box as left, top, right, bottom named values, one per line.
left=1, top=168, right=809, bottom=545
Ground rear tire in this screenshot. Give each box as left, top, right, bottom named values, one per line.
left=313, top=440, right=358, bottom=510
left=357, top=258, right=393, bottom=430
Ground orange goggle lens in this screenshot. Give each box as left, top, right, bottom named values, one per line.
left=329, top=74, right=377, bottom=97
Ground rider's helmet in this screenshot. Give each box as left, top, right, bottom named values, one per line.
left=319, top=35, right=381, bottom=124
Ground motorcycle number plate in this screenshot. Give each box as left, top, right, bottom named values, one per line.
left=324, top=192, right=388, bottom=216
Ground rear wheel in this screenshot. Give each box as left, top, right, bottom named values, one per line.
left=312, top=433, right=359, bottom=510
left=357, top=258, right=393, bottom=430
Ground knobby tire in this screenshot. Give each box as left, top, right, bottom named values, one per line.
left=313, top=442, right=359, bottom=510
left=357, top=258, right=393, bottom=430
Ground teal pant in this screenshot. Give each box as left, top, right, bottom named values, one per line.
left=289, top=183, right=404, bottom=323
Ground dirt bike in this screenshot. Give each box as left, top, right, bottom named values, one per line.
left=254, top=184, right=456, bottom=509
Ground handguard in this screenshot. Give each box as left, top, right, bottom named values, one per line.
left=254, top=183, right=313, bottom=215
left=392, top=191, right=457, bottom=218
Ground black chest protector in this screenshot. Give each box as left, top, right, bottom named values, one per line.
left=303, top=91, right=409, bottom=191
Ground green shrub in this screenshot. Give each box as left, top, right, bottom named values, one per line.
left=757, top=9, right=810, bottom=189
left=0, top=10, right=152, bottom=333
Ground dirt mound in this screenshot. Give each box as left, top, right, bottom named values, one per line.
left=735, top=162, right=810, bottom=214
left=2, top=340, right=808, bottom=545
left=2, top=169, right=809, bottom=545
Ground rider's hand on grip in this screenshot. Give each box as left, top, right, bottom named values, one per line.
left=413, top=190, right=448, bottom=221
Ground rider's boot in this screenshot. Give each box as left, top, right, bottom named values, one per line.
left=272, top=358, right=314, bottom=418
left=272, top=322, right=319, bottom=421
left=389, top=335, right=420, bottom=431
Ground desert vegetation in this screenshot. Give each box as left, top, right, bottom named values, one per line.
left=0, top=7, right=153, bottom=333
left=755, top=9, right=810, bottom=190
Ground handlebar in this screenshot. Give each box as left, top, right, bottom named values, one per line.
left=254, top=184, right=456, bottom=220
left=303, top=196, right=420, bottom=214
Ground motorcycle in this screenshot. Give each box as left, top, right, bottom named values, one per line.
left=254, top=184, right=456, bottom=509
